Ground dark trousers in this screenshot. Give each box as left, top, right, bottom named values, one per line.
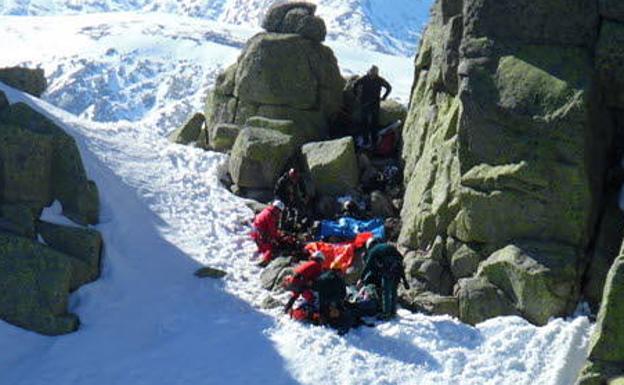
left=361, top=103, right=380, bottom=141
left=381, top=276, right=398, bottom=316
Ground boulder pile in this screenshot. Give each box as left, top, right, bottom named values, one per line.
left=0, top=71, right=103, bottom=335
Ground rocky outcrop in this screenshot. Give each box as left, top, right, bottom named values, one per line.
left=577, top=244, right=624, bottom=385
left=0, top=67, right=47, bottom=97
left=302, top=137, right=359, bottom=196
left=168, top=113, right=205, bottom=145
left=201, top=2, right=344, bottom=156
left=400, top=0, right=624, bottom=325
left=229, top=127, right=296, bottom=190
left=0, top=89, right=103, bottom=335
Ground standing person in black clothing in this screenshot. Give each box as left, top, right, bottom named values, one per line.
left=274, top=168, right=307, bottom=231
left=354, top=65, right=392, bottom=147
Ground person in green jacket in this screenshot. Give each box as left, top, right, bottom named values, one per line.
left=359, top=238, right=409, bottom=320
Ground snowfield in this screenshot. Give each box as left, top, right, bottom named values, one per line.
left=0, top=7, right=594, bottom=385
left=0, top=0, right=432, bottom=57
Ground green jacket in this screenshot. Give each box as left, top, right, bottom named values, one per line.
left=361, top=243, right=408, bottom=286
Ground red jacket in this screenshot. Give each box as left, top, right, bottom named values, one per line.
left=293, top=260, right=323, bottom=283
left=252, top=206, right=280, bottom=243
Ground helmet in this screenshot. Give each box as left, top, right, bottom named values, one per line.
left=368, top=65, right=379, bottom=76
left=272, top=200, right=285, bottom=211
left=311, top=251, right=325, bottom=262
left=288, top=168, right=300, bottom=182
left=366, top=237, right=379, bottom=250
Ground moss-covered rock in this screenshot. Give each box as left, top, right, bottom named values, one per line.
left=229, top=127, right=296, bottom=189
left=260, top=257, right=292, bottom=291
left=0, top=91, right=8, bottom=111
left=587, top=251, right=624, bottom=363
left=379, top=100, right=407, bottom=127
left=399, top=290, right=458, bottom=317
left=168, top=112, right=204, bottom=145
left=235, top=34, right=318, bottom=108
left=0, top=232, right=84, bottom=335
left=596, top=21, right=624, bottom=108
left=450, top=243, right=481, bottom=279
left=0, top=103, right=100, bottom=225
left=455, top=277, right=520, bottom=325
left=0, top=67, right=47, bottom=97
left=302, top=136, right=359, bottom=196
left=463, top=0, right=598, bottom=47
left=399, top=0, right=608, bottom=326
left=262, top=2, right=316, bottom=33
left=600, top=0, right=624, bottom=21
left=477, top=243, right=579, bottom=325
left=37, top=221, right=102, bottom=285
left=204, top=30, right=344, bottom=148
left=0, top=204, right=37, bottom=239
left=210, top=123, right=241, bottom=152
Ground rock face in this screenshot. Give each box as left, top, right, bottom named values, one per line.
left=400, top=0, right=624, bottom=326
left=229, top=127, right=296, bottom=189
left=577, top=244, right=624, bottom=384
left=202, top=9, right=344, bottom=152
left=302, top=136, right=359, bottom=196
left=0, top=90, right=103, bottom=335
left=0, top=67, right=47, bottom=97
left=168, top=113, right=205, bottom=145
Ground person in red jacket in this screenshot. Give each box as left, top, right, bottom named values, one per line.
left=283, top=251, right=326, bottom=315
left=251, top=200, right=285, bottom=267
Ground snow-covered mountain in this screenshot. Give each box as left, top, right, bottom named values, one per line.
left=0, top=0, right=432, bottom=56
left=0, top=11, right=415, bottom=131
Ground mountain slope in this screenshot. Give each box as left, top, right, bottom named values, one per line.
left=0, top=77, right=593, bottom=385
left=0, top=0, right=432, bottom=56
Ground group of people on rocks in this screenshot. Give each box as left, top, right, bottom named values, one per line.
left=249, top=66, right=408, bottom=334
left=251, top=193, right=409, bottom=334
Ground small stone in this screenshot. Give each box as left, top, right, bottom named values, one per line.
left=194, top=267, right=227, bottom=279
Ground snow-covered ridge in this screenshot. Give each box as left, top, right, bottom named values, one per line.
left=0, top=0, right=433, bottom=56
left=0, top=12, right=414, bottom=131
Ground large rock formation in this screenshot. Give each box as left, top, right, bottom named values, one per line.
left=400, top=0, right=624, bottom=325
left=0, top=67, right=47, bottom=97
left=0, top=88, right=103, bottom=335
left=202, top=26, right=344, bottom=151
left=577, top=244, right=624, bottom=384
left=201, top=2, right=345, bottom=197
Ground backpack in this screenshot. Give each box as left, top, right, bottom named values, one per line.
left=313, top=270, right=347, bottom=304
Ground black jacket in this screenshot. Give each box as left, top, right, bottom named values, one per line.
left=354, top=74, right=392, bottom=106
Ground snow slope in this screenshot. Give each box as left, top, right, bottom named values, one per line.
left=0, top=0, right=432, bottom=56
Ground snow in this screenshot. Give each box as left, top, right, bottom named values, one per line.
left=0, top=0, right=433, bottom=56
left=0, top=5, right=594, bottom=385
left=0, top=12, right=414, bottom=132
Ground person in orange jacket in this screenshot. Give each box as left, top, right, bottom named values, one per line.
left=251, top=200, right=285, bottom=267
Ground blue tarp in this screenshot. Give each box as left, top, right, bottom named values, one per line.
left=318, top=217, right=385, bottom=240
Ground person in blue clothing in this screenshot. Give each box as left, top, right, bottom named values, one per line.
left=358, top=238, right=409, bottom=320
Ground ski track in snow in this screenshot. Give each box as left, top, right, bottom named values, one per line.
left=0, top=10, right=594, bottom=385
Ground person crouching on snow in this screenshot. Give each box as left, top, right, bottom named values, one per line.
left=251, top=200, right=285, bottom=267
left=283, top=251, right=326, bottom=317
